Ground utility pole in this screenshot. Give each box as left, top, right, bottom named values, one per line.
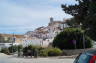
left=12, top=33, right=15, bottom=54
left=83, top=32, right=85, bottom=52
left=82, top=28, right=90, bottom=52
left=74, top=31, right=77, bottom=49
left=73, top=39, right=76, bottom=49
left=79, top=23, right=86, bottom=51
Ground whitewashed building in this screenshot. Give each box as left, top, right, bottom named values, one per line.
left=25, top=17, right=69, bottom=47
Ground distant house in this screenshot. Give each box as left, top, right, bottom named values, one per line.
left=0, top=34, right=25, bottom=48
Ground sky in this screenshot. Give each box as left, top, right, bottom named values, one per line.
left=0, top=0, right=78, bottom=34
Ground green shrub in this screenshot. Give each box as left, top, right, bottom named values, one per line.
left=8, top=45, right=18, bottom=53
left=23, top=47, right=28, bottom=54
left=22, top=45, right=63, bottom=57
left=18, top=45, right=23, bottom=52
left=1, top=48, right=10, bottom=55
left=39, top=49, right=48, bottom=57
left=39, top=48, right=62, bottom=57
left=53, top=28, right=92, bottom=49
left=48, top=48, right=62, bottom=56
left=23, top=45, right=42, bottom=56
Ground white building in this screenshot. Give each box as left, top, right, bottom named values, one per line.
left=25, top=17, right=69, bottom=47
left=21, top=36, right=43, bottom=47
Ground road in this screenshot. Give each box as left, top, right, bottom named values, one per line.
left=0, top=53, right=74, bottom=63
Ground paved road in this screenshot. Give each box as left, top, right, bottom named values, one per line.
left=0, top=53, right=74, bottom=63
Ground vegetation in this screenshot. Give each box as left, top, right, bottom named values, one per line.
left=1, top=48, right=10, bottom=55
left=17, top=45, right=23, bottom=52
left=17, top=45, right=23, bottom=56
left=22, top=45, right=40, bottom=57
left=39, top=49, right=48, bottom=57
left=0, top=45, right=23, bottom=55
left=48, top=48, right=62, bottom=56
left=21, top=45, right=63, bottom=57
left=8, top=45, right=18, bottom=53
left=39, top=48, right=62, bottom=57
left=52, top=28, right=92, bottom=50
left=61, top=0, right=96, bottom=40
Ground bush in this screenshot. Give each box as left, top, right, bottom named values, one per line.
left=1, top=48, right=10, bottom=55
left=48, top=48, right=62, bottom=56
left=8, top=45, right=18, bottom=53
left=53, top=28, right=92, bottom=50
left=39, top=49, right=48, bottom=57
left=39, top=48, right=62, bottom=57
left=18, top=45, right=23, bottom=52
left=23, top=47, right=28, bottom=54
left=17, top=45, right=23, bottom=56
left=23, top=45, right=42, bottom=56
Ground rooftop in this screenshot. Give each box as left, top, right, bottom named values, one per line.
left=0, top=34, right=25, bottom=38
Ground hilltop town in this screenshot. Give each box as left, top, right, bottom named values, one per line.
left=0, top=17, right=69, bottom=48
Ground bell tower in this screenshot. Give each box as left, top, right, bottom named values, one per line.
left=50, top=17, right=54, bottom=23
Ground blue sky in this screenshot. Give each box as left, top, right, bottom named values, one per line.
left=0, top=0, right=77, bottom=34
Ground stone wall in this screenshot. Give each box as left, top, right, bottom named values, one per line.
left=63, top=48, right=96, bottom=56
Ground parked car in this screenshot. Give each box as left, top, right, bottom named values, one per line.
left=74, top=50, right=96, bottom=63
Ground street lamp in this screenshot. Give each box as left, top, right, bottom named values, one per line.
left=83, top=32, right=85, bottom=50
left=78, top=23, right=86, bottom=50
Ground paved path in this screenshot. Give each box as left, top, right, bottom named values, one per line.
left=0, top=53, right=74, bottom=63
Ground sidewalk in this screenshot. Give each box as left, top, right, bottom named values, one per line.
left=0, top=53, right=74, bottom=63
left=11, top=53, right=77, bottom=59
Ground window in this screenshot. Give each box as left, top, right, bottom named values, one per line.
left=77, top=53, right=91, bottom=63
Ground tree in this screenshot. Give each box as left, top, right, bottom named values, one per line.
left=61, top=0, right=96, bottom=40
left=18, top=45, right=23, bottom=52
left=18, top=45, right=23, bottom=56
left=65, top=18, right=80, bottom=27
left=8, top=45, right=18, bottom=53
left=1, top=48, right=10, bottom=55
left=52, top=28, right=92, bottom=50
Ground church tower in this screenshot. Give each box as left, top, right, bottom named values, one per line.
left=50, top=17, right=54, bottom=23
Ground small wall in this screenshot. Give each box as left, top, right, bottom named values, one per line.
left=63, top=48, right=96, bottom=56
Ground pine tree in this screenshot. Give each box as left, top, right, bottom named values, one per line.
left=61, top=0, right=96, bottom=40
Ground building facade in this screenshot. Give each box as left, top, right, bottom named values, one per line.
left=0, top=18, right=70, bottom=48
left=25, top=17, right=69, bottom=47
left=0, top=34, right=25, bottom=48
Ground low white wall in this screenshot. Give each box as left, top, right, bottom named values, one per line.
left=63, top=48, right=96, bottom=56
